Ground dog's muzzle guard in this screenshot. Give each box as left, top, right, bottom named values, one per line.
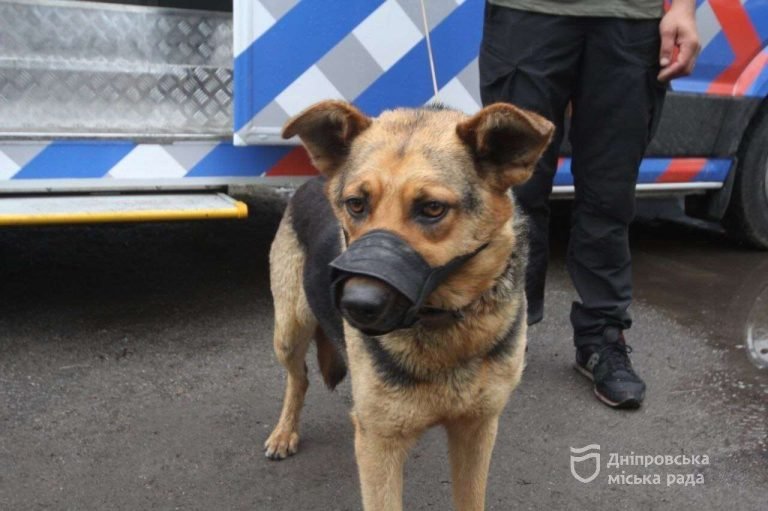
left=329, top=230, right=488, bottom=335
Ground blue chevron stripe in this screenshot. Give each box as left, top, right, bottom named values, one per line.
left=675, top=30, right=736, bottom=94
left=354, top=0, right=483, bottom=115
left=234, top=0, right=385, bottom=131
left=3, top=141, right=731, bottom=185
left=553, top=158, right=730, bottom=186
left=13, top=141, right=135, bottom=179
left=187, top=144, right=291, bottom=177
left=693, top=158, right=731, bottom=182
left=744, top=0, right=768, bottom=42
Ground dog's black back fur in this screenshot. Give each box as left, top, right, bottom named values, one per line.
left=290, top=177, right=346, bottom=350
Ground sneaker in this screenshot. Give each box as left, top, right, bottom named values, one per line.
left=575, top=327, right=646, bottom=409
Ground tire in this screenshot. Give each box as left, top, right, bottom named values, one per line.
left=725, top=107, right=768, bottom=250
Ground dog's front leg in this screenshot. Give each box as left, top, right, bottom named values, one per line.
left=352, top=413, right=415, bottom=511
left=445, top=415, right=500, bottom=511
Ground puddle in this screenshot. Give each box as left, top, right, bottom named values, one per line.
left=627, top=221, right=768, bottom=376
left=745, top=286, right=768, bottom=369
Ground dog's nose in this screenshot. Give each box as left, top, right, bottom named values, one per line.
left=337, top=277, right=413, bottom=335
left=340, top=279, right=393, bottom=326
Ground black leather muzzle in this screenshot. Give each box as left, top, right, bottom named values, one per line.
left=329, top=230, right=487, bottom=335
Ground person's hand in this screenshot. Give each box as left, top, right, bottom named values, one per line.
left=657, top=1, right=700, bottom=82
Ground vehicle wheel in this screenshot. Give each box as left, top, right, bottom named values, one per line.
left=725, top=107, right=768, bottom=249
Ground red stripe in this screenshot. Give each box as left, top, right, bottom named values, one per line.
left=266, top=147, right=318, bottom=176
left=708, top=0, right=762, bottom=94
left=657, top=158, right=707, bottom=183
left=734, top=50, right=768, bottom=96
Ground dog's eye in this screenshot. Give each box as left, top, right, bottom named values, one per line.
left=419, top=201, right=447, bottom=220
left=345, top=197, right=366, bottom=217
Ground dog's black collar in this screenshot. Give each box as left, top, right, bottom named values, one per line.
left=400, top=241, right=489, bottom=328
left=413, top=255, right=515, bottom=330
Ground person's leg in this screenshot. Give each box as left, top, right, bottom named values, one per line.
left=568, top=17, right=665, bottom=342
left=568, top=16, right=666, bottom=407
left=479, top=4, right=582, bottom=325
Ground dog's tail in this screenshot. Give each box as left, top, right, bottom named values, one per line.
left=315, top=327, right=347, bottom=390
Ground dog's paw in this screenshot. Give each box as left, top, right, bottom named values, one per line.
left=264, top=428, right=300, bottom=461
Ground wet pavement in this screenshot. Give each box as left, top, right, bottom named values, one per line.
left=0, top=190, right=766, bottom=510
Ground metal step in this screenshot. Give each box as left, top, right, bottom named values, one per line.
left=0, top=0, right=233, bottom=139
left=0, top=193, right=247, bottom=225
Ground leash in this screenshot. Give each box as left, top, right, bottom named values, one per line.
left=419, top=0, right=440, bottom=99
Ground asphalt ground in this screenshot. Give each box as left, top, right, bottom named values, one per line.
left=0, top=190, right=766, bottom=510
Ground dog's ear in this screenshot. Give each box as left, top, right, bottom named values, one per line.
left=456, top=103, right=554, bottom=191
left=282, top=100, right=372, bottom=176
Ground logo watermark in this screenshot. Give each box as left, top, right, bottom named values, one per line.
left=569, top=444, right=601, bottom=483
left=569, top=444, right=709, bottom=487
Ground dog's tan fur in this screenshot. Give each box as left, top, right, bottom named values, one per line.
left=266, top=101, right=553, bottom=510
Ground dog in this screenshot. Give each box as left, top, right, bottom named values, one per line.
left=265, top=100, right=553, bottom=511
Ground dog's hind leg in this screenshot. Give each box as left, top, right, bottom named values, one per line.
left=445, top=415, right=500, bottom=511
left=265, top=211, right=317, bottom=460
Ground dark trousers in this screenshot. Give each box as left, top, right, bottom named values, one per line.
left=479, top=4, right=666, bottom=346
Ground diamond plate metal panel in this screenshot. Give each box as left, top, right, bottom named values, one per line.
left=0, top=0, right=233, bottom=137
